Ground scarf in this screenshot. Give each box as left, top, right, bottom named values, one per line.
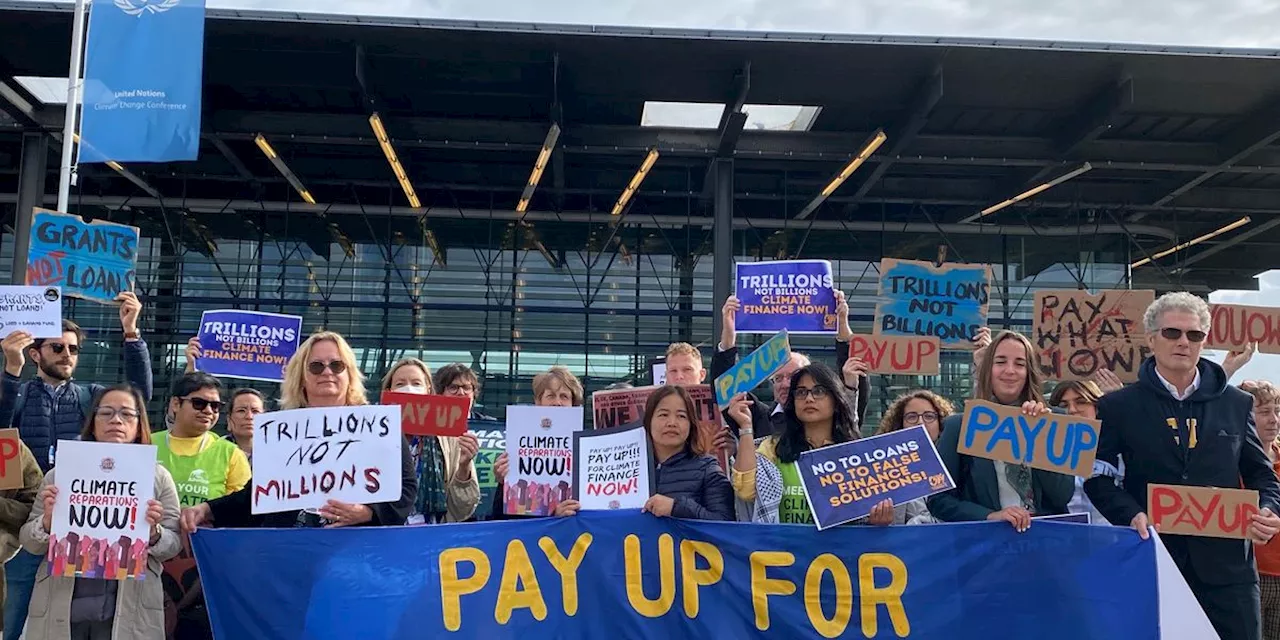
left=413, top=436, right=449, bottom=518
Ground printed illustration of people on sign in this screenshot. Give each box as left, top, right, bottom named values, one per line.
left=25, top=209, right=141, bottom=305
left=1033, top=290, right=1154, bottom=383
left=734, top=260, right=837, bottom=334
left=873, top=258, right=993, bottom=349
left=195, top=310, right=304, bottom=383
left=48, top=440, right=157, bottom=581
left=504, top=406, right=583, bottom=516
left=572, top=425, right=654, bottom=511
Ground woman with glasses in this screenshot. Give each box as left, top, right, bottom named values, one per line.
left=730, top=362, right=893, bottom=526
left=223, top=388, right=265, bottom=464
left=381, top=358, right=480, bottom=525
left=180, top=332, right=417, bottom=531
left=20, top=384, right=181, bottom=640
left=928, top=330, right=1073, bottom=531
left=434, top=363, right=495, bottom=421
left=874, top=390, right=956, bottom=524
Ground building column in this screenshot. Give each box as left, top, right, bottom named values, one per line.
left=12, top=132, right=49, bottom=284
left=711, top=158, right=734, bottom=344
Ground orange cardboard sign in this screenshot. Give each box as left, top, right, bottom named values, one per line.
left=956, top=400, right=1100, bottom=478
left=1033, top=289, right=1153, bottom=383
left=1147, top=484, right=1259, bottom=540
left=379, top=392, right=470, bottom=437
left=590, top=385, right=728, bottom=471
left=848, top=334, right=940, bottom=375
left=1206, top=303, right=1280, bottom=355
left=0, top=429, right=21, bottom=490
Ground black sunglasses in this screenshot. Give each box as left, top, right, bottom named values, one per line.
left=1159, top=328, right=1207, bottom=343
left=179, top=397, right=223, bottom=412
left=307, top=360, right=347, bottom=376
left=45, top=343, right=80, bottom=355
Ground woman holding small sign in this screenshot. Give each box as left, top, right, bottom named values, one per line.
left=180, top=332, right=417, bottom=530
left=730, top=363, right=894, bottom=526
left=492, top=367, right=585, bottom=520
left=20, top=384, right=180, bottom=640
left=875, top=390, right=956, bottom=524
left=927, top=330, right=1074, bottom=532
left=555, top=385, right=734, bottom=521
left=381, top=358, right=480, bottom=525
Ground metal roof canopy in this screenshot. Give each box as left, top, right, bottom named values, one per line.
left=1, top=1, right=1279, bottom=291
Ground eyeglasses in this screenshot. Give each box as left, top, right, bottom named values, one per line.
left=45, top=343, right=80, bottom=355
left=904, top=411, right=939, bottom=425
left=232, top=407, right=264, bottom=417
left=446, top=383, right=475, bottom=394
left=95, top=408, right=140, bottom=422
left=178, top=397, right=223, bottom=413
left=307, top=360, right=347, bottom=376
left=1159, top=327, right=1207, bottom=343
left=769, top=372, right=795, bottom=386
left=792, top=387, right=830, bottom=401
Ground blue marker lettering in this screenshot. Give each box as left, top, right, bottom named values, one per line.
left=963, top=405, right=999, bottom=449
left=987, top=416, right=1021, bottom=461
left=1016, top=416, right=1047, bottom=463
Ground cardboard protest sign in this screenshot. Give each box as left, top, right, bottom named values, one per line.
left=1148, top=484, right=1259, bottom=540
left=1035, top=512, right=1091, bottom=524
left=847, top=334, right=940, bottom=375
left=504, top=405, right=583, bottom=516
left=735, top=260, right=837, bottom=334
left=49, top=440, right=157, bottom=580
left=471, top=421, right=506, bottom=520
left=195, top=310, right=303, bottom=382
left=0, top=429, right=22, bottom=490
left=591, top=384, right=728, bottom=470
left=380, top=391, right=469, bottom=437
left=1033, top=290, right=1154, bottom=383
left=0, top=286, right=63, bottom=339
left=798, top=426, right=953, bottom=530
left=713, top=330, right=791, bottom=408
left=957, top=400, right=1101, bottom=478
left=251, top=405, right=403, bottom=514
left=1207, top=303, right=1280, bottom=354
left=26, top=209, right=141, bottom=304
left=572, top=425, right=655, bottom=511
left=873, top=258, right=993, bottom=349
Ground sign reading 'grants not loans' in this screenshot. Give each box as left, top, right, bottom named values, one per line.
left=251, top=405, right=403, bottom=514
left=0, top=286, right=63, bottom=340
left=26, top=209, right=141, bottom=305
left=196, top=310, right=303, bottom=383
left=734, top=260, right=837, bottom=334
left=1033, top=290, right=1153, bottom=383
left=874, top=258, right=992, bottom=349
left=958, top=400, right=1100, bottom=478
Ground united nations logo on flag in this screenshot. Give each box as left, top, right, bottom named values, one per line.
left=114, top=0, right=180, bottom=16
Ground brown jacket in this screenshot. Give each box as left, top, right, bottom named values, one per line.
left=0, top=441, right=45, bottom=631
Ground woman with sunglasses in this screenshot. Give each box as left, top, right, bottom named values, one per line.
left=731, top=362, right=894, bottom=526
left=1048, top=380, right=1114, bottom=525
left=381, top=358, right=480, bottom=525
left=20, top=384, right=181, bottom=640
left=928, top=330, right=1073, bottom=532
left=873, top=390, right=955, bottom=524
left=180, top=332, right=417, bottom=531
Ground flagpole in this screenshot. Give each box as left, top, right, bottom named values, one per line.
left=57, top=0, right=89, bottom=213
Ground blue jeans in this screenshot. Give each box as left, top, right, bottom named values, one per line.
left=4, top=549, right=44, bottom=640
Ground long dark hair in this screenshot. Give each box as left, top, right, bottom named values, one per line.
left=642, top=385, right=704, bottom=456
left=81, top=384, right=152, bottom=445
left=775, top=362, right=858, bottom=463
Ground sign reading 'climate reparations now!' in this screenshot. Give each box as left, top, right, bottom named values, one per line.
left=26, top=209, right=141, bottom=305
left=957, top=400, right=1101, bottom=478
left=734, top=260, right=837, bottom=334
left=714, top=330, right=791, bottom=408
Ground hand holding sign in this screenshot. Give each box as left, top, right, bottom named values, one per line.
left=40, top=484, right=57, bottom=533
left=1251, top=508, right=1280, bottom=544
left=1, top=331, right=33, bottom=376
left=117, top=291, right=141, bottom=335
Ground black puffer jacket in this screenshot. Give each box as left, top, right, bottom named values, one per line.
left=655, top=450, right=735, bottom=521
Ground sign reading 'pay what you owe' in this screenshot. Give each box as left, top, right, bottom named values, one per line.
left=957, top=400, right=1101, bottom=478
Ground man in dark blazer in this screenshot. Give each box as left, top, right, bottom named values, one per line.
left=1085, top=292, right=1280, bottom=640
left=712, top=290, right=869, bottom=440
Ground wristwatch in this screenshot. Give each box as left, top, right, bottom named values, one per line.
left=124, top=330, right=140, bottom=341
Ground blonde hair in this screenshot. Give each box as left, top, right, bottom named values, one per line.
left=532, top=366, right=584, bottom=406
left=381, top=358, right=434, bottom=392
left=974, top=330, right=1044, bottom=405
left=665, top=342, right=701, bottom=361
left=281, top=331, right=367, bottom=409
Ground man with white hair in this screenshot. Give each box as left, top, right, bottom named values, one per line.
left=1086, top=291, right=1280, bottom=640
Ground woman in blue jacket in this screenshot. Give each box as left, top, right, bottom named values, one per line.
left=557, top=385, right=735, bottom=521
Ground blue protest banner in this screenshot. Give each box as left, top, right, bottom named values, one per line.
left=78, top=0, right=206, bottom=163
left=874, top=258, right=993, bottom=349
left=196, top=310, right=303, bottom=382
left=194, top=512, right=1160, bottom=640
left=713, top=330, right=790, bottom=407
left=798, top=426, right=954, bottom=530
left=735, top=260, right=837, bottom=334
left=25, top=209, right=140, bottom=304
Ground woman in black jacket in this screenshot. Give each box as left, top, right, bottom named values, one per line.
left=557, top=385, right=734, bottom=521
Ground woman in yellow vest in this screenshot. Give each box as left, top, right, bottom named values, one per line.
left=381, top=358, right=479, bottom=524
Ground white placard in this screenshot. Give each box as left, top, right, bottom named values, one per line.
left=652, top=362, right=667, bottom=386
left=503, top=405, right=583, bottom=516
left=572, top=424, right=653, bottom=511
left=49, top=440, right=156, bottom=581
left=0, top=286, right=63, bottom=339
left=251, top=405, right=403, bottom=514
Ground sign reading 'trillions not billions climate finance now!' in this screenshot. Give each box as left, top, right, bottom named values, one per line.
left=196, top=310, right=303, bottom=383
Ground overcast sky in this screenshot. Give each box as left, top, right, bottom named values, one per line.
left=199, top=0, right=1280, bottom=48
left=1207, top=270, right=1279, bottom=387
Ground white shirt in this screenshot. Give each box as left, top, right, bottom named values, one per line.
left=1155, top=367, right=1201, bottom=401
left=993, top=461, right=1026, bottom=509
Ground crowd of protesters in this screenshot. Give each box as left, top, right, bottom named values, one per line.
left=0, top=290, right=1273, bottom=640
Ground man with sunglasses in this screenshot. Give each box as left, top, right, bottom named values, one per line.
left=0, top=292, right=152, bottom=640
left=1086, top=292, right=1280, bottom=640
